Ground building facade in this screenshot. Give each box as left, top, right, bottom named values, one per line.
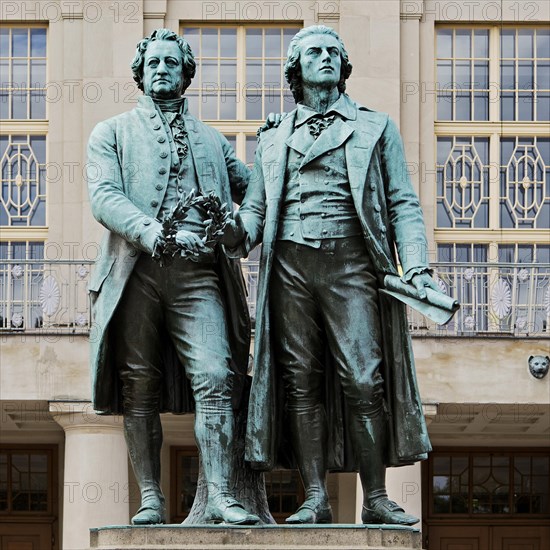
left=0, top=1, right=549, bottom=549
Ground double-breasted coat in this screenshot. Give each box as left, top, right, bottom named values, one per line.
left=238, top=96, right=433, bottom=470
left=87, top=95, right=250, bottom=414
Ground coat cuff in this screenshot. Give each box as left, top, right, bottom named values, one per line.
left=402, top=266, right=433, bottom=283
left=135, top=217, right=163, bottom=255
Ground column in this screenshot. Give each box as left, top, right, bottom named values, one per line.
left=51, top=402, right=129, bottom=550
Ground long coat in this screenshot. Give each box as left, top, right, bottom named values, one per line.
left=239, top=97, right=432, bottom=470
left=87, top=95, right=250, bottom=414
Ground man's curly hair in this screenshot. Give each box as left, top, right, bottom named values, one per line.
left=131, top=28, right=196, bottom=94
left=284, top=26, right=353, bottom=103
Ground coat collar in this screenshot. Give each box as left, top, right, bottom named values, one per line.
left=294, top=93, right=357, bottom=127
left=136, top=94, right=189, bottom=114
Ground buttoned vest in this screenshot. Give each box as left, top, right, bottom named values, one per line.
left=278, top=135, right=362, bottom=246
left=157, top=110, right=205, bottom=238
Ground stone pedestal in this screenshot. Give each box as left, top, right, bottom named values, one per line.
left=90, top=524, right=422, bottom=550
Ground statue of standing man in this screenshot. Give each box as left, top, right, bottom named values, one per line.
left=87, top=28, right=259, bottom=526
left=227, top=25, right=438, bottom=525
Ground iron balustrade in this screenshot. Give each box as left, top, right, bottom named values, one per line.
left=1, top=260, right=548, bottom=337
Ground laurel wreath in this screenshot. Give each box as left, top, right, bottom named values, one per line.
left=153, top=190, right=230, bottom=266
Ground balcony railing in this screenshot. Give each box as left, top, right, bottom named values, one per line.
left=241, top=261, right=550, bottom=338
left=1, top=260, right=548, bottom=338
left=0, top=260, right=93, bottom=333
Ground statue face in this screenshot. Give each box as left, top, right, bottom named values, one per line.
left=142, top=40, right=185, bottom=99
left=298, top=33, right=341, bottom=90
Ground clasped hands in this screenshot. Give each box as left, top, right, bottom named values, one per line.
left=174, top=215, right=244, bottom=260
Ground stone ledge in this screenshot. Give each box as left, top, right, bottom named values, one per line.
left=90, top=524, right=422, bottom=550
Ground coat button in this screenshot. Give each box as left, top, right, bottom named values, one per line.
left=370, top=184, right=376, bottom=191
left=178, top=187, right=183, bottom=193
left=324, top=166, right=330, bottom=172
left=321, top=213, right=326, bottom=218
left=157, top=136, right=166, bottom=143
left=159, top=167, right=167, bottom=175
left=151, top=200, right=158, bottom=208
left=380, top=225, right=387, bottom=233
left=143, top=218, right=151, bottom=226
left=327, top=151, right=332, bottom=156
left=374, top=204, right=381, bottom=212
left=322, top=229, right=328, bottom=234
left=129, top=248, right=137, bottom=257
left=153, top=124, right=161, bottom=130
left=160, top=151, right=168, bottom=158
left=150, top=112, right=157, bottom=118
left=300, top=215, right=305, bottom=220
left=155, top=184, right=163, bottom=191
left=299, top=169, right=304, bottom=174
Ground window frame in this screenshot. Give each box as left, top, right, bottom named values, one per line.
left=1, top=23, right=49, bottom=242
left=0, top=444, right=58, bottom=518
left=434, top=24, right=549, bottom=250
left=425, top=448, right=550, bottom=519
left=180, top=23, right=302, bottom=162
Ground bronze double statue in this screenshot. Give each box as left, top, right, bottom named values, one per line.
left=88, top=25, right=449, bottom=527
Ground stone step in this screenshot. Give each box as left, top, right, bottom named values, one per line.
left=90, top=524, right=423, bottom=550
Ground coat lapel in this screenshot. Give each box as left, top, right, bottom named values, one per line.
left=345, top=110, right=387, bottom=195
left=285, top=123, right=311, bottom=157
left=184, top=114, right=219, bottom=196
left=262, top=110, right=296, bottom=200
left=300, top=118, right=354, bottom=169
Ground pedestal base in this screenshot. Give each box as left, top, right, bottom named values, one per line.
left=90, top=524, right=422, bottom=550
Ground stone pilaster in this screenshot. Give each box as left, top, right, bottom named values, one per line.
left=50, top=402, right=129, bottom=550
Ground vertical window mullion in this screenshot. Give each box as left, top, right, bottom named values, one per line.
left=236, top=27, right=246, bottom=121
left=489, top=25, right=500, bottom=122
left=216, top=29, right=220, bottom=120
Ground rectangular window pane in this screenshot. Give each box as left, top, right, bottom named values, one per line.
left=501, top=29, right=515, bottom=58
left=518, top=29, right=534, bottom=58
left=182, top=28, right=199, bottom=53
left=455, top=93, right=471, bottom=120
left=537, top=93, right=550, bottom=120
left=30, top=28, right=46, bottom=57
left=537, top=62, right=550, bottom=90
left=474, top=62, right=488, bottom=89
left=501, top=92, right=515, bottom=120
left=437, top=29, right=453, bottom=58
left=455, top=30, right=471, bottom=58
left=474, top=30, right=489, bottom=58
left=518, top=61, right=534, bottom=89
left=501, top=61, right=515, bottom=89
left=12, top=29, right=28, bottom=57
left=536, top=29, right=550, bottom=58
left=219, top=28, right=236, bottom=57
left=518, top=93, right=534, bottom=120
left=474, top=93, right=488, bottom=121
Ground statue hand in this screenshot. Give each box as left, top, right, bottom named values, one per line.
left=258, top=112, right=288, bottom=135
left=411, top=272, right=440, bottom=300
left=219, top=217, right=245, bottom=248
left=175, top=229, right=211, bottom=259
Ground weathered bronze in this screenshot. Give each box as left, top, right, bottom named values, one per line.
left=231, top=25, right=445, bottom=525
left=86, top=29, right=261, bottom=526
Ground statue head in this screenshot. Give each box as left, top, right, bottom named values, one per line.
left=284, top=25, right=353, bottom=103
left=131, top=28, right=196, bottom=98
